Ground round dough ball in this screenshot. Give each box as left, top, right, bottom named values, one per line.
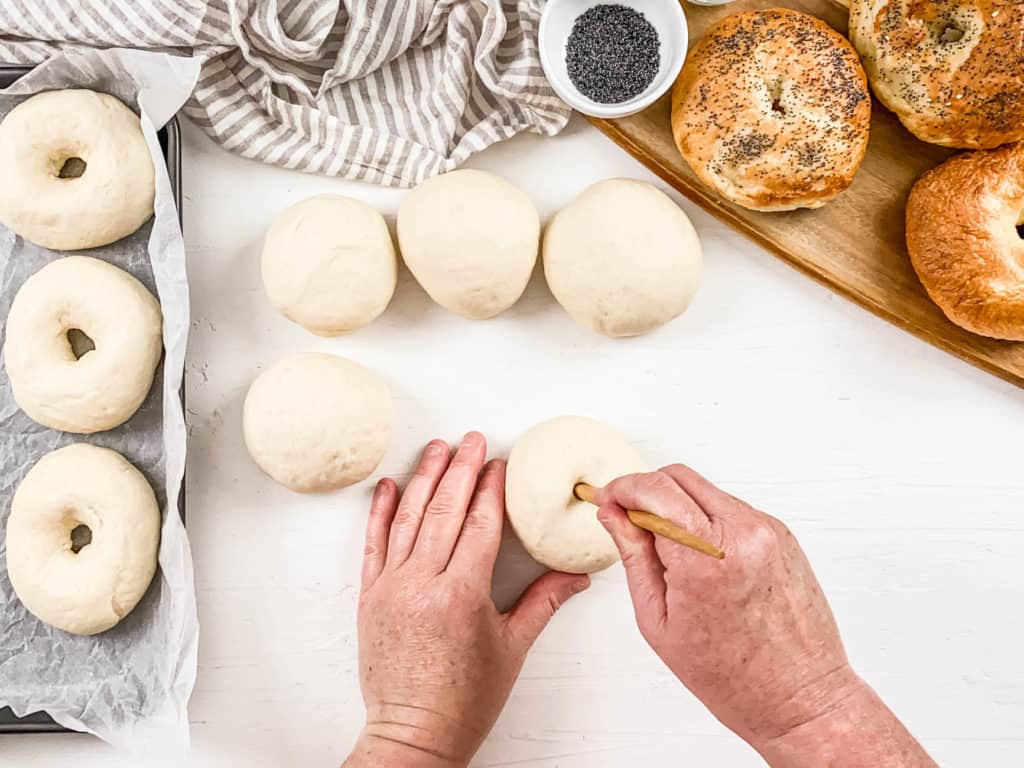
left=397, top=169, right=540, bottom=319
left=243, top=353, right=392, bottom=492
left=543, top=179, right=702, bottom=337
left=0, top=89, right=155, bottom=251
left=4, top=256, right=163, bottom=434
left=505, top=415, right=647, bottom=574
left=5, top=443, right=160, bottom=635
left=261, top=195, right=397, bottom=335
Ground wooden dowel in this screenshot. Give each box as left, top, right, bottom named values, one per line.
left=574, top=482, right=725, bottom=560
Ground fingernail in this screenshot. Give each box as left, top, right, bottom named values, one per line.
left=463, top=431, right=481, bottom=447
left=425, top=441, right=444, bottom=457
left=572, top=577, right=591, bottom=594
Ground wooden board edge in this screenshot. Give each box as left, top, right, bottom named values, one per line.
left=586, top=116, right=1024, bottom=389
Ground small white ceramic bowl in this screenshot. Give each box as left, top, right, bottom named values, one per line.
left=539, top=0, right=688, bottom=119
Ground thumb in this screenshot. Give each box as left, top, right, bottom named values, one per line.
left=507, top=571, right=590, bottom=651
left=597, top=503, right=668, bottom=635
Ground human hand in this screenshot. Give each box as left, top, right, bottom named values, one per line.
left=344, top=433, right=590, bottom=768
left=597, top=466, right=935, bottom=767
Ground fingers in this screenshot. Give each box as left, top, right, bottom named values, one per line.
left=506, top=571, right=591, bottom=652
left=386, top=439, right=451, bottom=567
left=361, top=478, right=399, bottom=591
left=658, top=464, right=747, bottom=521
left=597, top=503, right=668, bottom=636
left=411, top=432, right=487, bottom=572
left=448, top=459, right=506, bottom=576
left=597, top=472, right=714, bottom=540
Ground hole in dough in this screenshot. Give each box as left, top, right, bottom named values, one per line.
left=939, top=26, right=964, bottom=43
left=58, top=156, right=87, bottom=179
left=70, top=523, right=92, bottom=554
left=66, top=328, right=96, bottom=360
left=1017, top=223, right=1024, bottom=240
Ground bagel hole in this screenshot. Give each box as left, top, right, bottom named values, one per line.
left=66, top=328, right=96, bottom=359
left=939, top=25, right=964, bottom=43
left=58, top=156, right=87, bottom=179
left=771, top=99, right=786, bottom=115
left=70, top=524, right=92, bottom=554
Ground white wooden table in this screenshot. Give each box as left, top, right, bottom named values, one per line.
left=9, top=115, right=1024, bottom=767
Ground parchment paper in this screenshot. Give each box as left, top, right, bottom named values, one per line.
left=0, top=49, right=200, bottom=747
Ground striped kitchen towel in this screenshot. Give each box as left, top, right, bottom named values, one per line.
left=0, top=0, right=571, bottom=186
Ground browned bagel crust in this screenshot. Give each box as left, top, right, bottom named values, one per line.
left=671, top=8, right=871, bottom=212
left=906, top=143, right=1024, bottom=340
left=850, top=0, right=1024, bottom=150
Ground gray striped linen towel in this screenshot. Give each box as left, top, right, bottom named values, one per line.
left=0, top=0, right=571, bottom=186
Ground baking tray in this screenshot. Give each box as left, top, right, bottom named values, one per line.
left=587, top=0, right=1024, bottom=387
left=0, top=65, right=184, bottom=733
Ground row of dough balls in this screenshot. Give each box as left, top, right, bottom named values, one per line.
left=242, top=351, right=643, bottom=575
left=262, top=171, right=703, bottom=338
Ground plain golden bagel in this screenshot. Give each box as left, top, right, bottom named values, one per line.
left=850, top=0, right=1024, bottom=149
left=671, top=8, right=871, bottom=211
left=905, top=143, right=1024, bottom=341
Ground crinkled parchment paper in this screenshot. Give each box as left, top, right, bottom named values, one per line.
left=0, top=49, right=200, bottom=747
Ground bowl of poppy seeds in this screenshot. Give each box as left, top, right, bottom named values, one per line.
left=539, top=0, right=688, bottom=118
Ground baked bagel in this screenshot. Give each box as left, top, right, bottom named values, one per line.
left=850, top=0, right=1024, bottom=149
left=671, top=8, right=871, bottom=211
left=906, top=143, right=1024, bottom=340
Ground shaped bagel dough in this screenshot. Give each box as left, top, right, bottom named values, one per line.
left=397, top=169, right=540, bottom=320
left=243, top=353, right=393, bottom=493
left=544, top=179, right=702, bottom=337
left=505, top=415, right=647, bottom=574
left=262, top=195, right=397, bottom=335
left=0, top=89, right=155, bottom=250
left=4, top=256, right=163, bottom=433
left=5, top=444, right=160, bottom=635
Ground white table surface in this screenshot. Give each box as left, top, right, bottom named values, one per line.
left=8, top=115, right=1024, bottom=767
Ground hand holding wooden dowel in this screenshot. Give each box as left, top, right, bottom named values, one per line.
left=573, top=481, right=725, bottom=560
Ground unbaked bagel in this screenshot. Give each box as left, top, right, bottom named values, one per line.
left=4, top=443, right=160, bottom=635
left=850, top=0, right=1024, bottom=149
left=0, top=89, right=155, bottom=250
left=906, top=143, right=1024, bottom=340
left=672, top=8, right=871, bottom=211
left=4, top=256, right=163, bottom=433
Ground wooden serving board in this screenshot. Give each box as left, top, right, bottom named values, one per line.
left=587, top=0, right=1024, bottom=387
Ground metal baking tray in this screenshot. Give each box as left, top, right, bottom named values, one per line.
left=0, top=65, right=185, bottom=734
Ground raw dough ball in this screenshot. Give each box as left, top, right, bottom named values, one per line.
left=397, top=169, right=540, bottom=319
left=261, top=195, right=397, bottom=335
left=544, top=179, right=703, bottom=337
left=505, top=415, right=647, bottom=574
left=0, top=89, right=155, bottom=251
left=5, top=444, right=160, bottom=635
left=243, top=353, right=392, bottom=492
left=4, top=256, right=163, bottom=434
